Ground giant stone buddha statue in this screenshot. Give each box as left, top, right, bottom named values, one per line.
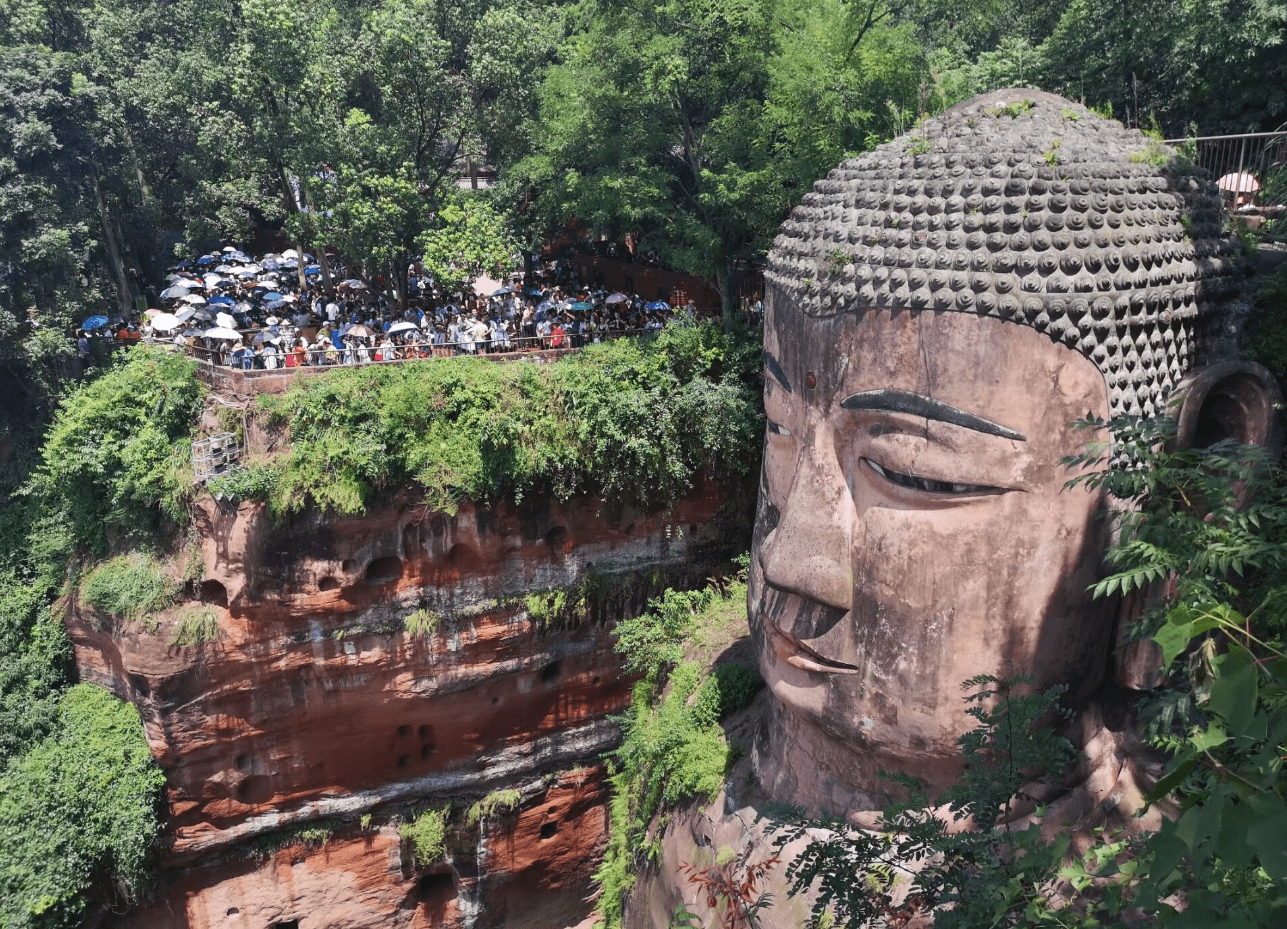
left=749, top=87, right=1282, bottom=815
left=626, top=88, right=1283, bottom=929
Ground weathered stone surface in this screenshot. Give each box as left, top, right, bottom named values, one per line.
left=109, top=769, right=608, bottom=929
left=69, top=477, right=750, bottom=927
left=625, top=87, right=1282, bottom=928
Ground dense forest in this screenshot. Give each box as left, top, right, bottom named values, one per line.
left=4, top=0, right=1286, bottom=423
left=2, top=1, right=1287, bottom=927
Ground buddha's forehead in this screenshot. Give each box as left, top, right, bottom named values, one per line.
left=765, top=297, right=1109, bottom=429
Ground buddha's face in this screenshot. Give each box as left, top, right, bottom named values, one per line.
left=751, top=297, right=1114, bottom=783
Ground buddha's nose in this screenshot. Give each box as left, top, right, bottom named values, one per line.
left=759, top=430, right=854, bottom=612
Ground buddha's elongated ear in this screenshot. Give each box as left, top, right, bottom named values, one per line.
left=1114, top=361, right=1283, bottom=691
left=1168, top=360, right=1284, bottom=458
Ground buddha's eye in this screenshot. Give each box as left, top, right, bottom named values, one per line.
left=767, top=420, right=792, bottom=437
left=865, top=459, right=1002, bottom=496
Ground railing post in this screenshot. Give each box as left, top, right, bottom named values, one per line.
left=1235, top=136, right=1248, bottom=201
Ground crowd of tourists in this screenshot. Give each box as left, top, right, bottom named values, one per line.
left=73, top=247, right=721, bottom=372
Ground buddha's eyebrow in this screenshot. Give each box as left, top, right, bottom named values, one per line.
left=840, top=389, right=1026, bottom=441
left=763, top=351, right=791, bottom=392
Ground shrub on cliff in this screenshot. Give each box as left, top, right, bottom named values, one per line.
left=0, top=684, right=166, bottom=929
left=597, top=574, right=755, bottom=927
left=23, top=348, right=206, bottom=558
left=255, top=319, right=763, bottom=517
left=0, top=349, right=202, bottom=926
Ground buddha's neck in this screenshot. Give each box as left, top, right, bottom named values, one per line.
left=751, top=697, right=963, bottom=819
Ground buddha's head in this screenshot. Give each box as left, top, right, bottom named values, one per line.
left=750, top=89, right=1281, bottom=804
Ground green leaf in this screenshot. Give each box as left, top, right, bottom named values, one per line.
left=1208, top=647, right=1259, bottom=738
left=1155, top=609, right=1198, bottom=667
left=1248, top=810, right=1287, bottom=880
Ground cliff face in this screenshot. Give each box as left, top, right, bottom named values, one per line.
left=69, top=478, right=749, bottom=927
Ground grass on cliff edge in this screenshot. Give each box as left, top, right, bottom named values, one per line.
left=243, top=319, right=764, bottom=517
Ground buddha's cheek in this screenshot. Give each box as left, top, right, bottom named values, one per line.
left=817, top=485, right=1107, bottom=753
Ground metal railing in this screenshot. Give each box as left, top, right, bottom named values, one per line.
left=179, top=327, right=662, bottom=374
left=1166, top=131, right=1287, bottom=211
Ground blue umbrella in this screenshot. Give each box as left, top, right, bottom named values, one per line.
left=569, top=301, right=593, bottom=312
left=492, top=286, right=515, bottom=296
left=645, top=300, right=671, bottom=311
left=304, top=264, right=321, bottom=275
left=208, top=295, right=234, bottom=305
left=536, top=300, right=555, bottom=313
left=196, top=254, right=217, bottom=266
left=82, top=315, right=110, bottom=331
left=259, top=292, right=284, bottom=303
left=525, top=287, right=544, bottom=296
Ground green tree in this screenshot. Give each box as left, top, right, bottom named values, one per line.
left=510, top=0, right=925, bottom=327
left=418, top=191, right=520, bottom=291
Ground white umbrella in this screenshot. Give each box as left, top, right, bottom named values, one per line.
left=472, top=275, right=503, bottom=297
left=181, top=294, right=207, bottom=305
left=151, top=312, right=181, bottom=331
left=175, top=307, right=196, bottom=323
left=204, top=326, right=243, bottom=341
left=222, top=246, right=236, bottom=253
left=388, top=321, right=419, bottom=334
left=281, top=248, right=299, bottom=259
left=215, top=312, right=238, bottom=330
left=1218, top=171, right=1261, bottom=193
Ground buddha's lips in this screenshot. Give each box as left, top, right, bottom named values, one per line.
left=765, top=617, right=860, bottom=675
left=755, top=579, right=859, bottom=674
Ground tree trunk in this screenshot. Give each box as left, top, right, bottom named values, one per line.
left=718, top=260, right=737, bottom=333
left=91, top=172, right=134, bottom=316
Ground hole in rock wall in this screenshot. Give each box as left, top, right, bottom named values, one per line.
left=236, top=775, right=272, bottom=805
left=128, top=673, right=150, bottom=698
left=592, top=675, right=601, bottom=685
left=421, top=743, right=436, bottom=759
left=445, top=543, right=475, bottom=571
left=272, top=922, right=299, bottom=929
left=398, top=754, right=411, bottom=767
left=418, top=872, right=455, bottom=901
left=418, top=724, right=433, bottom=739
left=541, top=661, right=562, bottom=685
left=225, top=907, right=239, bottom=918
left=545, top=525, right=568, bottom=549
left=365, top=556, right=404, bottom=586
left=688, top=523, right=698, bottom=538
left=235, top=753, right=251, bottom=772
left=318, top=576, right=339, bottom=592
left=540, top=821, right=558, bottom=840
left=398, top=724, right=412, bottom=738
left=199, top=579, right=228, bottom=607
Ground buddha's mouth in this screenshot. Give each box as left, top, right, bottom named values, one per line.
left=768, top=621, right=860, bottom=674
left=757, top=584, right=859, bottom=674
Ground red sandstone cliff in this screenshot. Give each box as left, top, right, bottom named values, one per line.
left=69, top=479, right=749, bottom=928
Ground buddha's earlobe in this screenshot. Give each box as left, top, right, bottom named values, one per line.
left=1168, top=360, right=1283, bottom=460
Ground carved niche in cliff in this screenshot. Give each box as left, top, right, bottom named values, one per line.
left=747, top=88, right=1284, bottom=815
